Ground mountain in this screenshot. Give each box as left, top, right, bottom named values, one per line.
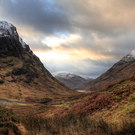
left=78, top=75, right=93, bottom=81
left=82, top=50, right=135, bottom=91
left=52, top=71, right=89, bottom=90
left=0, top=21, right=75, bottom=102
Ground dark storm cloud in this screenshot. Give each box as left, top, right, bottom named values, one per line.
left=55, top=0, right=135, bottom=36
left=1, top=0, right=135, bottom=37
left=0, top=0, right=71, bottom=35
left=1, top=0, right=135, bottom=38
left=84, top=58, right=116, bottom=68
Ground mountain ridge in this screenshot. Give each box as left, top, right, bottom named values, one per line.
left=52, top=71, right=90, bottom=90
left=82, top=50, right=135, bottom=91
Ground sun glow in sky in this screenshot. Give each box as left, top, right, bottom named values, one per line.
left=39, top=33, right=113, bottom=61
left=42, top=34, right=82, bottom=47
left=35, top=52, right=69, bottom=60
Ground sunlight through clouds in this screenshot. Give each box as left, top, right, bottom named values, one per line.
left=34, top=52, right=69, bottom=60
left=42, top=34, right=81, bottom=47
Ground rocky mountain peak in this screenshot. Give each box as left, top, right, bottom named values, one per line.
left=112, top=49, right=135, bottom=68
left=0, top=21, right=18, bottom=39
left=0, top=21, right=27, bottom=48
left=0, top=21, right=31, bottom=57
left=52, top=71, right=89, bottom=90
left=52, top=71, right=77, bottom=79
left=120, top=49, right=135, bottom=63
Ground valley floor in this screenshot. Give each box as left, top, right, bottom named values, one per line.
left=1, top=74, right=135, bottom=134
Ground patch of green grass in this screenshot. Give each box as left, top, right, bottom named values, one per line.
left=114, top=95, right=121, bottom=99
left=129, top=95, right=135, bottom=102
left=108, top=81, right=129, bottom=93
left=99, top=95, right=135, bottom=123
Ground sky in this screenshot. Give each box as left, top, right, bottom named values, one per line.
left=0, top=0, right=135, bottom=78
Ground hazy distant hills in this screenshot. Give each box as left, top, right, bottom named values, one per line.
left=0, top=21, right=75, bottom=102
left=52, top=71, right=92, bottom=90
left=82, top=50, right=135, bottom=91
left=78, top=75, right=93, bottom=82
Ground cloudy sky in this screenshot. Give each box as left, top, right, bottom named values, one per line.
left=0, top=0, right=135, bottom=78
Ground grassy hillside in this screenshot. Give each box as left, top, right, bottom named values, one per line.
left=0, top=54, right=75, bottom=102
left=52, top=74, right=135, bottom=118
left=82, top=61, right=135, bottom=91
left=0, top=35, right=76, bottom=102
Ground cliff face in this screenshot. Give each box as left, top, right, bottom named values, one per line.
left=82, top=50, right=135, bottom=91
left=0, top=21, right=75, bottom=102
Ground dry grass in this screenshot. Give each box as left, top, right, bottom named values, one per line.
left=51, top=75, right=135, bottom=118
left=0, top=106, right=22, bottom=135
left=1, top=104, right=135, bottom=135
left=1, top=73, right=135, bottom=134
left=20, top=113, right=135, bottom=135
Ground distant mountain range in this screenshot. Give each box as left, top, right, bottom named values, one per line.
left=82, top=49, right=135, bottom=91
left=52, top=71, right=93, bottom=90
left=78, top=75, right=93, bottom=82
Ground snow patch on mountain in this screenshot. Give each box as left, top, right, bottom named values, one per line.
left=19, top=37, right=26, bottom=48
left=52, top=71, right=77, bottom=79
left=0, top=21, right=18, bottom=38
left=78, top=75, right=93, bottom=81
left=0, top=21, right=26, bottom=49
left=52, top=71, right=90, bottom=89
left=121, top=50, right=135, bottom=62
left=52, top=71, right=93, bottom=81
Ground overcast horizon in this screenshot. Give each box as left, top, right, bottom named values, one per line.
left=0, top=0, right=135, bottom=78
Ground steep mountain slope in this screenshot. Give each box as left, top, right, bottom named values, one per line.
left=52, top=71, right=89, bottom=89
left=0, top=21, right=75, bottom=102
left=82, top=50, right=135, bottom=91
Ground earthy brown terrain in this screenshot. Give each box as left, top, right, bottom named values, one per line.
left=1, top=74, right=135, bottom=135
left=54, top=75, right=135, bottom=117
left=82, top=57, right=135, bottom=91
left=0, top=23, right=75, bottom=102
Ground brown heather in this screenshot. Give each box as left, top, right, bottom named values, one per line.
left=0, top=74, right=134, bottom=134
